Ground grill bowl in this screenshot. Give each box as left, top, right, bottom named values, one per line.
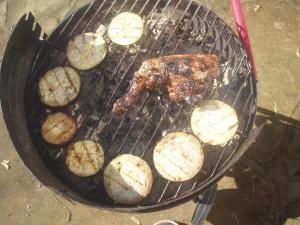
left=1, top=0, right=256, bottom=212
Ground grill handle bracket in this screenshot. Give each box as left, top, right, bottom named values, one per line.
left=191, top=124, right=264, bottom=225
left=191, top=184, right=217, bottom=225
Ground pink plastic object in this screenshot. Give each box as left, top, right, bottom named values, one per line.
left=230, top=0, right=258, bottom=81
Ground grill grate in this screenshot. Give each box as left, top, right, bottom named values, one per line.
left=24, top=0, right=256, bottom=209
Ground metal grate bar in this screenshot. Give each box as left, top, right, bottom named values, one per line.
left=127, top=102, right=161, bottom=154
left=221, top=54, right=246, bottom=101
left=138, top=0, right=151, bottom=14
left=232, top=70, right=252, bottom=107
left=243, top=82, right=255, bottom=133
left=190, top=143, right=238, bottom=192
left=181, top=19, right=232, bottom=120
left=210, top=145, right=231, bottom=177
left=116, top=0, right=131, bottom=14
left=160, top=0, right=194, bottom=55
left=173, top=183, right=183, bottom=198
left=110, top=0, right=194, bottom=114
left=209, top=50, right=233, bottom=97
left=158, top=181, right=170, bottom=203
left=84, top=0, right=113, bottom=29
left=73, top=0, right=143, bottom=110
left=167, top=103, right=185, bottom=132
left=241, top=92, right=252, bottom=113
left=175, top=9, right=211, bottom=54
left=140, top=103, right=171, bottom=157
left=111, top=94, right=151, bottom=142
left=129, top=0, right=140, bottom=11
left=69, top=1, right=98, bottom=36
left=149, top=0, right=166, bottom=16
left=171, top=3, right=202, bottom=52
left=93, top=0, right=119, bottom=27
left=197, top=14, right=219, bottom=50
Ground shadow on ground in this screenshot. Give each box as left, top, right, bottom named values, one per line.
left=206, top=105, right=300, bottom=225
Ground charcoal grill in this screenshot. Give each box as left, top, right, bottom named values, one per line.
left=0, top=0, right=262, bottom=223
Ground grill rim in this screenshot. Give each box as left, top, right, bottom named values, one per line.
left=0, top=0, right=257, bottom=212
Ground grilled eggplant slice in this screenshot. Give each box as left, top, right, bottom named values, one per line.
left=104, top=154, right=153, bottom=204
left=66, top=32, right=107, bottom=70
left=38, top=66, right=81, bottom=107
left=191, top=100, right=238, bottom=145
left=66, top=140, right=104, bottom=177
left=41, top=112, right=77, bottom=145
left=108, top=12, right=144, bottom=45
left=153, top=132, right=204, bottom=182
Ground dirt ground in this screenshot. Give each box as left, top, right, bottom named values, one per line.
left=0, top=0, right=300, bottom=225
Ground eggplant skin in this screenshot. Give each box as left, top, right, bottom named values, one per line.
left=113, top=54, right=220, bottom=115
left=41, top=112, right=77, bottom=145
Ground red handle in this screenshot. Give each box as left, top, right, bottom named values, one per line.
left=230, top=0, right=258, bottom=81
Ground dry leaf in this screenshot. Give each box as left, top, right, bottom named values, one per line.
left=1, top=160, right=10, bottom=169
left=131, top=216, right=142, bottom=225
left=254, top=5, right=261, bottom=12
left=37, top=182, right=43, bottom=189
left=26, top=204, right=32, bottom=212
left=296, top=48, right=300, bottom=58
left=66, top=209, right=72, bottom=222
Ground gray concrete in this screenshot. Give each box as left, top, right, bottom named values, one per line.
left=0, top=0, right=300, bottom=224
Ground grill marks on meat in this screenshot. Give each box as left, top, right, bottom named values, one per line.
left=113, top=54, right=220, bottom=115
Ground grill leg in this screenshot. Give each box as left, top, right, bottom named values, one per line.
left=191, top=184, right=217, bottom=225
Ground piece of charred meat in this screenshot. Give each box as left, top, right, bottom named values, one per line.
left=113, top=54, right=220, bottom=115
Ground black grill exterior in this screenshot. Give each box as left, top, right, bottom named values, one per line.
left=0, top=0, right=258, bottom=213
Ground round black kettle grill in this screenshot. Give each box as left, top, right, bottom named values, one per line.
left=0, top=0, right=262, bottom=224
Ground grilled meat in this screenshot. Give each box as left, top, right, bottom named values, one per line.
left=113, top=54, right=220, bottom=115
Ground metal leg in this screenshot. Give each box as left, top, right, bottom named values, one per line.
left=191, top=184, right=217, bottom=225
